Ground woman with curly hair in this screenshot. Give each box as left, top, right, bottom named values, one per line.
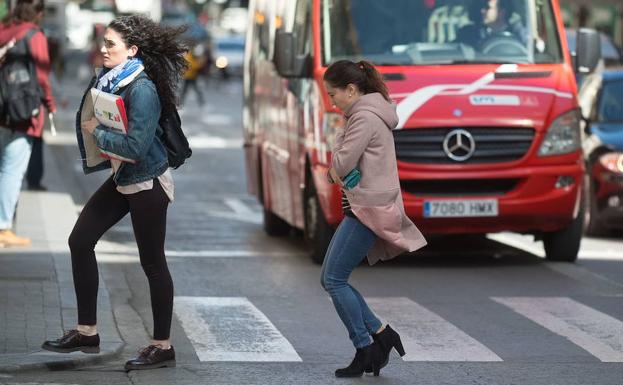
left=42, top=15, right=188, bottom=371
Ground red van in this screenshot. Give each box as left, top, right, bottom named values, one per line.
left=243, top=0, right=601, bottom=263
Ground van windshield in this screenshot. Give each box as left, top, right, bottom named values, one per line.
left=321, top=0, right=562, bottom=66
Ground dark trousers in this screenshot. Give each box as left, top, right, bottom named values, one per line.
left=68, top=176, right=173, bottom=340
left=181, top=78, right=205, bottom=105
left=26, top=136, right=43, bottom=187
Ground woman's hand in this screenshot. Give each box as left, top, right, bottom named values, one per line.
left=328, top=167, right=343, bottom=186
left=81, top=117, right=99, bottom=134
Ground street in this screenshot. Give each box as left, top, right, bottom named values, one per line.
left=4, top=64, right=623, bottom=385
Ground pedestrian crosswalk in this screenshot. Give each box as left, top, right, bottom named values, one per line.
left=492, top=297, right=623, bottom=362
left=174, top=296, right=623, bottom=363
left=174, top=297, right=302, bottom=362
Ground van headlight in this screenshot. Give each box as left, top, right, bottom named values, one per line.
left=538, top=110, right=581, bottom=157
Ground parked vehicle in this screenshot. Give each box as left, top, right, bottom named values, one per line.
left=244, top=0, right=602, bottom=263
left=578, top=69, right=623, bottom=235
left=213, top=34, right=245, bottom=78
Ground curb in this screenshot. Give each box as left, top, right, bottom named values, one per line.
left=0, top=139, right=125, bottom=373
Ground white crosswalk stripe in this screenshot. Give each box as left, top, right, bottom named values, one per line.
left=175, top=296, right=623, bottom=363
left=492, top=297, right=623, bottom=362
left=174, top=297, right=302, bottom=362
left=368, top=297, right=502, bottom=361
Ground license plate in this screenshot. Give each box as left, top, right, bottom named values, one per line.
left=423, top=199, right=498, bottom=218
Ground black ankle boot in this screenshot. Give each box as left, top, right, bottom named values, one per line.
left=335, top=342, right=382, bottom=378
left=365, top=324, right=406, bottom=373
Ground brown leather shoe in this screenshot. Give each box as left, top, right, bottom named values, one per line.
left=0, top=230, right=31, bottom=247
left=125, top=345, right=176, bottom=371
left=41, top=330, right=100, bottom=353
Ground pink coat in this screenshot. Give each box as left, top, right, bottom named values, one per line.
left=332, top=93, right=427, bottom=265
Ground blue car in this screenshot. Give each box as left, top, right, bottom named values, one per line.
left=578, top=69, right=623, bottom=235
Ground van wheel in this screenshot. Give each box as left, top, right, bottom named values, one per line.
left=583, top=173, right=607, bottom=236
left=543, top=198, right=584, bottom=262
left=304, top=179, right=334, bottom=264
left=263, top=207, right=290, bottom=236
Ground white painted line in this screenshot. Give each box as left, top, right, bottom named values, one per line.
left=165, top=250, right=304, bottom=258
left=224, top=198, right=258, bottom=216
left=188, top=135, right=242, bottom=149
left=492, top=297, right=623, bottom=362
left=488, top=232, right=623, bottom=260
left=200, top=114, right=234, bottom=125
left=174, top=297, right=302, bottom=362
left=368, top=297, right=502, bottom=361
left=203, top=207, right=262, bottom=225
left=487, top=233, right=545, bottom=257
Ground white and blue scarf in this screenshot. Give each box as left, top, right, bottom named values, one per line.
left=96, top=58, right=145, bottom=93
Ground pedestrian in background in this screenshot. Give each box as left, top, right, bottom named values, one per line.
left=25, top=31, right=67, bottom=191
left=181, top=42, right=206, bottom=106
left=0, top=0, right=56, bottom=247
left=42, top=15, right=188, bottom=372
left=321, top=60, right=427, bottom=377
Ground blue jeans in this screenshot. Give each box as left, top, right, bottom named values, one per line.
left=320, top=216, right=383, bottom=348
left=0, top=129, right=33, bottom=230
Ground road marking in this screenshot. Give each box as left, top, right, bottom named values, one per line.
left=488, top=232, right=623, bottom=260
left=492, top=297, right=623, bottom=362
left=368, top=297, right=502, bottom=361
left=94, top=250, right=306, bottom=263
left=200, top=114, right=234, bottom=125
left=224, top=198, right=258, bottom=215
left=165, top=250, right=304, bottom=258
left=174, top=297, right=302, bottom=362
left=200, top=201, right=263, bottom=225
left=188, top=135, right=242, bottom=149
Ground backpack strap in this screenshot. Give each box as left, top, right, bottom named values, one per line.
left=18, top=27, right=41, bottom=56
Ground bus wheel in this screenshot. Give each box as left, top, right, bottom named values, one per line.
left=304, top=180, right=334, bottom=264
left=543, top=199, right=584, bottom=262
left=263, top=207, right=290, bottom=236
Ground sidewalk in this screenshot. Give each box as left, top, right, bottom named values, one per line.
left=0, top=139, right=124, bottom=372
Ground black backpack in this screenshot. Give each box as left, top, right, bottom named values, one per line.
left=159, top=106, right=192, bottom=169
left=125, top=78, right=192, bottom=169
left=0, top=28, right=43, bottom=127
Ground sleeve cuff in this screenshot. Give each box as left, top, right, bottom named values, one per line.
left=93, top=126, right=107, bottom=147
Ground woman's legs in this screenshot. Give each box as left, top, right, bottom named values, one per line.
left=68, top=177, right=129, bottom=329
left=126, top=180, right=172, bottom=344
left=320, top=216, right=381, bottom=348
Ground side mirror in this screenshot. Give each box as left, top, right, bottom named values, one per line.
left=274, top=30, right=310, bottom=78
left=575, top=28, right=601, bottom=74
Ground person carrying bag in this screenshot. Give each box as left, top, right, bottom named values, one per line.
left=321, top=60, right=427, bottom=378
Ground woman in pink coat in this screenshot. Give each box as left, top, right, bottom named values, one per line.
left=321, top=60, right=427, bottom=378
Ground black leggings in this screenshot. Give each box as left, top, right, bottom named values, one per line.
left=69, top=176, right=173, bottom=340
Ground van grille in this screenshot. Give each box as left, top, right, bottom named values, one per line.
left=393, top=127, right=535, bottom=164
left=401, top=178, right=521, bottom=197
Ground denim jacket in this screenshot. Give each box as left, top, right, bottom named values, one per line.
left=75, top=72, right=168, bottom=186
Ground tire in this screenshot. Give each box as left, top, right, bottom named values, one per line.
left=263, top=207, right=291, bottom=236
left=543, top=198, right=584, bottom=262
left=304, top=178, right=334, bottom=264
left=583, top=173, right=607, bottom=236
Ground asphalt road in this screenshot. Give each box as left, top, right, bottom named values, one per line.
left=5, top=65, right=623, bottom=385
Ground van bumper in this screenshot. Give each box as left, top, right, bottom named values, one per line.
left=401, top=163, right=583, bottom=234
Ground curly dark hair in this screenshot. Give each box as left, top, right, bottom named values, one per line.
left=108, top=15, right=188, bottom=112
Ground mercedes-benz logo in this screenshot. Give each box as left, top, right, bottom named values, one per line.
left=443, top=129, right=476, bottom=161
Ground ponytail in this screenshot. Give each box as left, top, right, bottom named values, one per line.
left=323, top=60, right=390, bottom=102
left=357, top=61, right=389, bottom=101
